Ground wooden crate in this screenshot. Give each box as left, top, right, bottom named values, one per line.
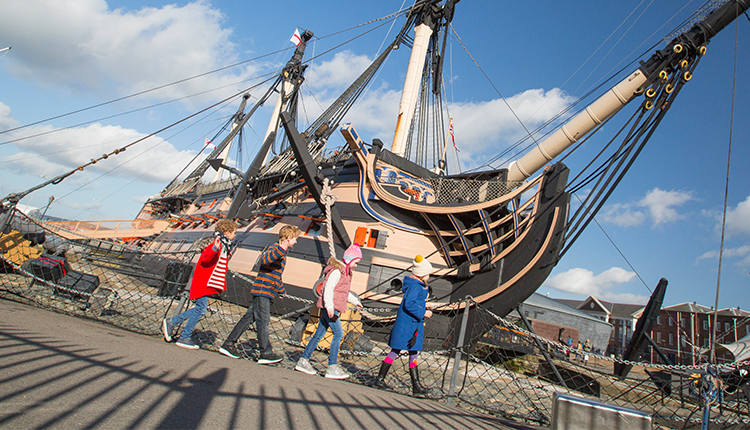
left=301, top=305, right=364, bottom=349
left=0, top=231, right=42, bottom=266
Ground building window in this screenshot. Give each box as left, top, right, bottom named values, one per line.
left=703, top=320, right=709, bottom=330
left=747, top=325, right=750, bottom=336
left=657, top=315, right=661, bottom=325
left=681, top=318, right=686, bottom=327
left=703, top=339, right=709, bottom=348
left=725, top=322, right=731, bottom=333
left=681, top=335, right=686, bottom=347
left=669, top=333, right=674, bottom=345
left=668, top=317, right=673, bottom=327
left=657, top=332, right=662, bottom=343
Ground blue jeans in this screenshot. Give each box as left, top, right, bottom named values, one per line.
left=302, top=310, right=343, bottom=365
left=223, top=300, right=254, bottom=345
left=171, top=296, right=209, bottom=341
left=253, top=296, right=273, bottom=355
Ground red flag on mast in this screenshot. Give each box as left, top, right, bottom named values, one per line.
left=449, top=121, right=459, bottom=152
left=290, top=29, right=302, bottom=46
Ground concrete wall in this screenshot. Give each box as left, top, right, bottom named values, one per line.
left=520, top=303, right=612, bottom=352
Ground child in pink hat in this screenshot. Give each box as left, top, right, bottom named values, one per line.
left=295, top=243, right=363, bottom=379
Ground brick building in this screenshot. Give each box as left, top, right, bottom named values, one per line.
left=554, top=296, right=750, bottom=364
left=649, top=303, right=750, bottom=365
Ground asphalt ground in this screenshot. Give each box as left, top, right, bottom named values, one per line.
left=0, top=298, right=542, bottom=429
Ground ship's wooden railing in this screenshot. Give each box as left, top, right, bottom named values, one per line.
left=43, top=219, right=171, bottom=240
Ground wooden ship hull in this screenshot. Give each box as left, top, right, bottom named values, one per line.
left=4, top=0, right=749, bottom=349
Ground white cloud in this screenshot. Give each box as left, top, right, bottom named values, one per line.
left=448, top=88, right=574, bottom=168
left=544, top=266, right=648, bottom=303
left=599, top=203, right=646, bottom=227
left=0, top=0, right=255, bottom=105
left=696, top=244, right=750, bottom=264
left=600, top=188, right=693, bottom=228
left=307, top=51, right=373, bottom=92
left=640, top=188, right=693, bottom=225
left=725, top=195, right=750, bottom=237
left=0, top=122, right=199, bottom=183
left=0, top=102, right=19, bottom=131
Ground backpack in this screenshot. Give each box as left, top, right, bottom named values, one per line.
left=312, top=274, right=326, bottom=300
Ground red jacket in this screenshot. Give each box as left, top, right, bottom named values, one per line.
left=189, top=241, right=228, bottom=299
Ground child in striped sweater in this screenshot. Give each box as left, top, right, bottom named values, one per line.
left=161, top=219, right=237, bottom=349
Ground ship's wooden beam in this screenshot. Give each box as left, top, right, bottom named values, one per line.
left=279, top=112, right=351, bottom=248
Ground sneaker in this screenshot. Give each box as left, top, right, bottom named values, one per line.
left=176, top=338, right=199, bottom=350
left=325, top=364, right=350, bottom=380
left=295, top=358, right=317, bottom=375
left=161, top=318, right=175, bottom=342
left=219, top=344, right=240, bottom=359
left=257, top=351, right=283, bottom=364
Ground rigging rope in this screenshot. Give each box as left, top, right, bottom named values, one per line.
left=0, top=7, right=411, bottom=139
left=709, top=8, right=739, bottom=364
left=320, top=178, right=338, bottom=260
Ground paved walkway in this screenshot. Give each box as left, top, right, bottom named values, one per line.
left=0, top=298, right=541, bottom=429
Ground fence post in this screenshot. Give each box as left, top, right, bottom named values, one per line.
left=447, top=296, right=472, bottom=405
left=517, top=305, right=568, bottom=390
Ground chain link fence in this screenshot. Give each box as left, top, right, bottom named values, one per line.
left=2, top=209, right=749, bottom=429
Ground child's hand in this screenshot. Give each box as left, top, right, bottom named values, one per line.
left=425, top=309, right=433, bottom=319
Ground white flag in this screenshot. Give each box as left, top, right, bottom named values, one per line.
left=290, top=29, right=301, bottom=46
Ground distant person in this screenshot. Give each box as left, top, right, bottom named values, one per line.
left=295, top=244, right=363, bottom=379
left=162, top=220, right=237, bottom=349
left=372, top=255, right=435, bottom=397
left=583, top=339, right=592, bottom=366
left=576, top=340, right=583, bottom=362
left=219, top=225, right=301, bottom=364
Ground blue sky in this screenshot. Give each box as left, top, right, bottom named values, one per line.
left=1, top=0, right=748, bottom=310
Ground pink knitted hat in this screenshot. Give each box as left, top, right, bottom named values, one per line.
left=343, top=243, right=363, bottom=264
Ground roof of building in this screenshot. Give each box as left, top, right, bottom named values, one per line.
left=521, top=293, right=611, bottom=325
left=554, top=298, right=583, bottom=309
left=552, top=296, right=644, bottom=319
left=664, top=302, right=715, bottom=313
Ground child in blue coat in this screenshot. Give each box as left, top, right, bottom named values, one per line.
left=372, top=254, right=434, bottom=397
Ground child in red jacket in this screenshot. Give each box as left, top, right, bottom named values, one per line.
left=162, top=220, right=237, bottom=349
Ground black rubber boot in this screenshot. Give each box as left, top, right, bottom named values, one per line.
left=371, top=361, right=391, bottom=390
left=410, top=366, right=428, bottom=398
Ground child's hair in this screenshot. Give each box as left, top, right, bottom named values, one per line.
left=214, top=219, right=238, bottom=234
left=279, top=225, right=302, bottom=240
left=327, top=257, right=344, bottom=272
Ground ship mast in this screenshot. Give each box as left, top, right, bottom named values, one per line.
left=225, top=30, right=313, bottom=219
left=391, top=0, right=458, bottom=159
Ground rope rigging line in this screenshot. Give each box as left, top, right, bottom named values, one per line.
left=447, top=24, right=540, bottom=153
left=709, top=9, right=739, bottom=364
left=0, top=7, right=411, bottom=139
left=572, top=193, right=652, bottom=291
left=559, top=47, right=705, bottom=259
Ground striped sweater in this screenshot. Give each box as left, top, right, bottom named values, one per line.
left=188, top=241, right=228, bottom=300
left=251, top=243, right=287, bottom=299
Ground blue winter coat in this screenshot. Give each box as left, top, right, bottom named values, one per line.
left=388, top=276, right=429, bottom=351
